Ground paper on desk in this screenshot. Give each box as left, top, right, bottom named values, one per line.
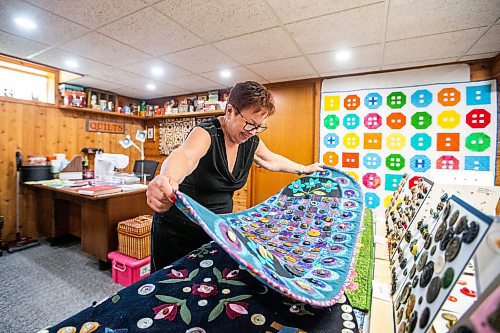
left=372, top=280, right=392, bottom=302
left=121, top=184, right=148, bottom=191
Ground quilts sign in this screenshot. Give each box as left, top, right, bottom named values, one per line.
left=319, top=80, right=498, bottom=209
left=86, top=119, right=125, bottom=134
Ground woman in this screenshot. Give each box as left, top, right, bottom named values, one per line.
left=146, top=81, right=324, bottom=272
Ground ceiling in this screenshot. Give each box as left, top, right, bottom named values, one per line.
left=1, top=0, right=499, bottom=99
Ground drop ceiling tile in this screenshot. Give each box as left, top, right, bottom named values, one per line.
left=320, top=66, right=380, bottom=78
left=308, top=44, right=381, bottom=75
left=0, top=31, right=49, bottom=58
left=65, top=76, right=124, bottom=92
left=112, top=86, right=150, bottom=99
left=169, top=75, right=225, bottom=92
left=213, top=27, right=301, bottom=65
left=0, top=0, right=88, bottom=46
left=161, top=45, right=240, bottom=74
left=83, top=64, right=151, bottom=86
left=267, top=0, right=382, bottom=24
left=383, top=28, right=487, bottom=65
left=121, top=58, right=191, bottom=82
left=154, top=0, right=278, bottom=42
left=386, top=0, right=500, bottom=41
left=200, top=66, right=268, bottom=87
left=467, top=24, right=500, bottom=55
left=59, top=31, right=150, bottom=66
left=286, top=3, right=385, bottom=54
left=23, top=0, right=146, bottom=28
left=98, top=7, right=203, bottom=56
left=459, top=52, right=499, bottom=61
left=30, top=48, right=108, bottom=73
left=125, top=80, right=188, bottom=96
left=382, top=57, right=458, bottom=71
left=248, top=57, right=317, bottom=81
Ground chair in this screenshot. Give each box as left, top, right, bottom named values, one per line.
left=132, top=160, right=159, bottom=181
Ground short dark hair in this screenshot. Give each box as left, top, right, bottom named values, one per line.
left=227, top=81, right=275, bottom=116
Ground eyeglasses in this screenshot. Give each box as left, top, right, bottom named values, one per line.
left=234, top=106, right=268, bottom=133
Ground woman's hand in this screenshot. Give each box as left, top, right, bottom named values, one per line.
left=303, top=162, right=326, bottom=174
left=146, top=175, right=178, bottom=212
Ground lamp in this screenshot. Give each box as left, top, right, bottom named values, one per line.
left=119, top=130, right=146, bottom=160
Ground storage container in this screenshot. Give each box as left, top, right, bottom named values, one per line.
left=117, top=215, right=152, bottom=259
left=107, top=250, right=150, bottom=287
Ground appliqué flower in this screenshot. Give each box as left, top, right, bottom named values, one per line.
left=222, top=268, right=241, bottom=280
left=192, top=283, right=218, bottom=298
left=323, top=180, right=338, bottom=193
left=167, top=269, right=189, bottom=279
left=153, top=303, right=178, bottom=321
left=287, top=180, right=305, bottom=193
left=225, top=301, right=249, bottom=319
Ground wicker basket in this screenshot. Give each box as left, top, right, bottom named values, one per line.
left=117, top=215, right=152, bottom=259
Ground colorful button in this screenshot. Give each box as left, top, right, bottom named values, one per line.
left=324, top=133, right=340, bottom=148
left=324, top=114, right=340, bottom=129
left=466, top=109, right=491, bottom=128
left=438, top=87, right=460, bottom=106
left=466, top=84, right=491, bottom=105
left=387, top=92, right=406, bottom=109
left=411, top=112, right=432, bottom=129
left=411, top=89, right=432, bottom=107
left=364, top=92, right=382, bottom=109
left=386, top=112, right=406, bottom=129
left=343, top=113, right=360, bottom=129
left=344, top=94, right=360, bottom=110
left=437, top=110, right=460, bottom=128
left=386, top=154, right=405, bottom=171
left=465, top=133, right=491, bottom=152
left=410, top=133, right=432, bottom=151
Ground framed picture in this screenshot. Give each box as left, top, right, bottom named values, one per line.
left=146, top=126, right=155, bottom=141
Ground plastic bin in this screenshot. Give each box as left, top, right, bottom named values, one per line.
left=107, top=251, right=150, bottom=287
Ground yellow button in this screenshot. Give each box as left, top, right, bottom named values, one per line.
left=308, top=230, right=320, bottom=237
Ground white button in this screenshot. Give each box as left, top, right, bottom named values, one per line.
left=343, top=320, right=356, bottom=329
left=137, top=318, right=153, bottom=329
left=203, top=278, right=212, bottom=282
left=337, top=294, right=347, bottom=304
left=138, top=284, right=155, bottom=295
left=342, top=313, right=353, bottom=321
left=251, top=314, right=266, bottom=326
left=200, top=260, right=213, bottom=268
left=185, top=328, right=206, bottom=333
left=342, top=329, right=354, bottom=333
left=198, top=300, right=208, bottom=306
left=341, top=304, right=353, bottom=313
left=183, top=287, right=192, bottom=293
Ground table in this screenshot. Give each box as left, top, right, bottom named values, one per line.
left=26, top=184, right=152, bottom=268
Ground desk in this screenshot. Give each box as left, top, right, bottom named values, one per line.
left=26, top=184, right=152, bottom=267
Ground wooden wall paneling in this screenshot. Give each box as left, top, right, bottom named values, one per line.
left=0, top=100, right=146, bottom=242
left=250, top=81, right=318, bottom=206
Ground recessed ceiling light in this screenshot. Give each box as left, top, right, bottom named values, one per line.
left=146, top=84, right=156, bottom=90
left=151, top=66, right=163, bottom=76
left=13, top=17, right=37, bottom=30
left=335, top=50, right=351, bottom=62
left=64, top=60, right=78, bottom=68
left=220, top=70, right=231, bottom=78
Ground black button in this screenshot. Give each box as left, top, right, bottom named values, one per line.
left=417, top=251, right=428, bottom=272
left=435, top=221, right=447, bottom=242
left=442, top=267, right=455, bottom=289
left=448, top=210, right=459, bottom=227
left=445, top=236, right=461, bottom=262
left=426, top=276, right=442, bottom=303
left=419, top=261, right=434, bottom=288
left=463, top=221, right=480, bottom=244
left=419, top=307, right=430, bottom=329
left=454, top=216, right=468, bottom=234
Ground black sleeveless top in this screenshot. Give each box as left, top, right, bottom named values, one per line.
left=166, top=117, right=259, bottom=223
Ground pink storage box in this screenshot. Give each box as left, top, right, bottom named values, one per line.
left=107, top=251, right=150, bottom=287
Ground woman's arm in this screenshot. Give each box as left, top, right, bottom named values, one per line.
left=146, top=127, right=211, bottom=212
left=253, top=139, right=324, bottom=175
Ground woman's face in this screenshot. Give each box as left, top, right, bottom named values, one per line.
left=225, top=104, right=269, bottom=144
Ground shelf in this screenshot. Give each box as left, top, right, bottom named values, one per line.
left=59, top=105, right=144, bottom=120
left=143, top=110, right=224, bottom=121
left=59, top=105, right=224, bottom=121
